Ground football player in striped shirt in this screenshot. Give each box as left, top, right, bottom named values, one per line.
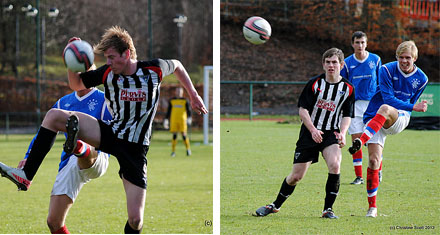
left=0, top=26, right=207, bottom=234
left=348, top=41, right=428, bottom=218
left=255, top=48, right=355, bottom=219
left=164, top=87, right=192, bottom=157
left=340, top=31, right=382, bottom=185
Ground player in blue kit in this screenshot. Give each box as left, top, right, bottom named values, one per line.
left=1, top=85, right=112, bottom=233
left=340, top=31, right=382, bottom=185
left=15, top=86, right=111, bottom=234
left=348, top=41, right=428, bottom=217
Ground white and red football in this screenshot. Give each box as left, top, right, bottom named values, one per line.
left=243, top=16, right=272, bottom=45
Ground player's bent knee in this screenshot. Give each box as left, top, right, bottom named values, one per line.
left=42, top=109, right=69, bottom=130
left=46, top=216, right=62, bottom=232
left=287, top=174, right=303, bottom=185
left=378, top=104, right=395, bottom=116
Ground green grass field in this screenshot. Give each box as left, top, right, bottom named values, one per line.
left=221, top=120, right=440, bottom=234
left=0, top=130, right=212, bottom=234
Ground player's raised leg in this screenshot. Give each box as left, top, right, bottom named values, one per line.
left=349, top=104, right=398, bottom=154
left=122, top=178, right=146, bottom=233
left=0, top=109, right=101, bottom=190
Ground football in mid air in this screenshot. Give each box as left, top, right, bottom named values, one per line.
left=242, top=16, right=271, bottom=45
left=63, top=40, right=94, bottom=72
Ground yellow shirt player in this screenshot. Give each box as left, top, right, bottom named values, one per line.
left=164, top=87, right=192, bottom=157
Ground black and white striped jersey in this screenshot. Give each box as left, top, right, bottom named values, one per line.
left=81, top=59, right=175, bottom=146
left=298, top=73, right=355, bottom=131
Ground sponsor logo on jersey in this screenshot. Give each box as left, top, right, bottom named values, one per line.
left=316, top=99, right=336, bottom=112
left=120, top=88, right=147, bottom=102
left=393, top=76, right=399, bottom=81
left=64, top=103, right=71, bottom=108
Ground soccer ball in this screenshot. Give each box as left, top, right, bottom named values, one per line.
left=242, top=16, right=271, bottom=45
left=63, top=40, right=94, bottom=72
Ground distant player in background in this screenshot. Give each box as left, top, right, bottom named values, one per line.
left=255, top=48, right=355, bottom=219
left=348, top=40, right=428, bottom=217
left=340, top=31, right=382, bottom=185
left=164, top=87, right=192, bottom=157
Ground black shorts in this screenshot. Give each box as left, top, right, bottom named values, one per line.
left=293, top=125, right=339, bottom=164
left=97, top=120, right=149, bottom=189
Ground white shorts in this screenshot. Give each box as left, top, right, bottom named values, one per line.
left=348, top=100, right=369, bottom=135
left=366, top=110, right=411, bottom=148
left=51, top=152, right=109, bottom=201
left=348, top=116, right=365, bottom=135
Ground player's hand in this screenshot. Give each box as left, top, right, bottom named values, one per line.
left=68, top=37, right=81, bottom=44
left=187, top=117, right=192, bottom=125
left=413, top=100, right=428, bottom=112
left=190, top=95, right=208, bottom=115
left=310, top=128, right=324, bottom=143
left=163, top=119, right=169, bottom=129
left=17, top=159, right=27, bottom=169
left=334, top=131, right=346, bottom=148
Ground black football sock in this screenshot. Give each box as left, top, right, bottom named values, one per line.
left=22, top=126, right=57, bottom=180
left=124, top=220, right=142, bottom=234
left=273, top=178, right=296, bottom=209
left=324, top=173, right=340, bottom=211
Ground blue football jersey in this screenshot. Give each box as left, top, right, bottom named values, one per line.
left=363, top=61, right=428, bottom=123
left=24, top=88, right=112, bottom=171
left=340, top=52, right=381, bottom=101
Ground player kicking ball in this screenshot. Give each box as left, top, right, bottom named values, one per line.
left=0, top=26, right=207, bottom=233
left=0, top=84, right=112, bottom=234
left=348, top=41, right=428, bottom=218
left=254, top=48, right=355, bottom=219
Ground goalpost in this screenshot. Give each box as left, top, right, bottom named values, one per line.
left=203, top=65, right=213, bottom=145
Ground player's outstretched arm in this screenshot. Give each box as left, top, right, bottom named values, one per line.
left=171, top=59, right=208, bottom=115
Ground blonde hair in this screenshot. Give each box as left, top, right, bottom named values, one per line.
left=94, top=26, right=137, bottom=59
left=396, top=40, right=418, bottom=60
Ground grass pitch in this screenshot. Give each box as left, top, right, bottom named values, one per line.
left=221, top=120, right=440, bottom=234
left=0, top=130, right=212, bottom=234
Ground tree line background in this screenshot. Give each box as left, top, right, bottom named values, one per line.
left=0, top=0, right=213, bottom=78
left=0, top=0, right=212, bottom=130
left=220, top=0, right=439, bottom=115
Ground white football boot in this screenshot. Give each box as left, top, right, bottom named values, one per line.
left=366, top=207, right=377, bottom=218
left=0, top=162, right=31, bottom=191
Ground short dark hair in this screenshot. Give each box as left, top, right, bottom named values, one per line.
left=351, top=31, right=367, bottom=43
left=322, top=48, right=344, bottom=64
